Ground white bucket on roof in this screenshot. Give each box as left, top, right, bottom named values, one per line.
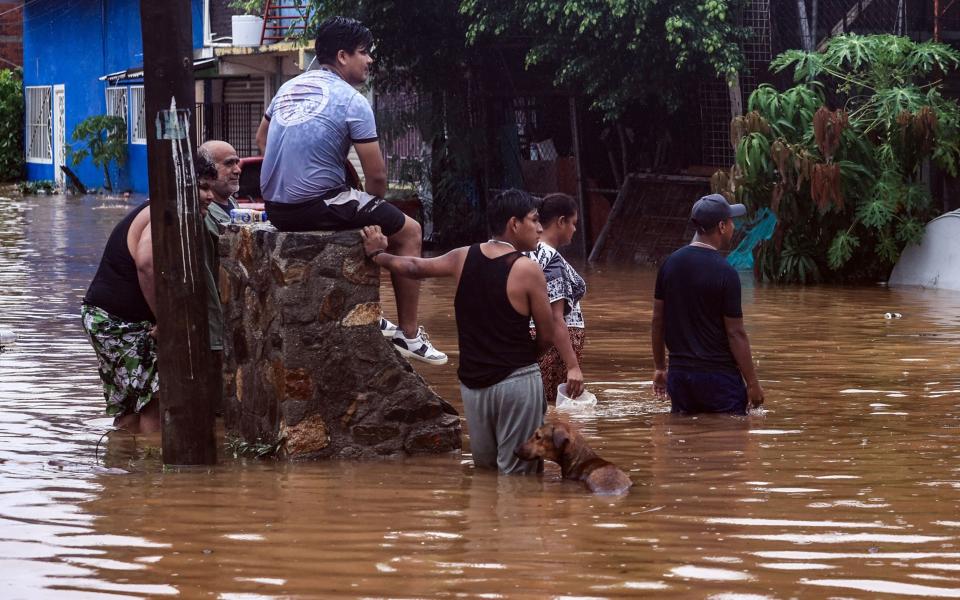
left=232, top=15, right=264, bottom=47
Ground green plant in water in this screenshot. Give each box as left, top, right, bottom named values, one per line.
left=225, top=434, right=284, bottom=459
left=0, top=68, right=23, bottom=182
left=67, top=115, right=127, bottom=192
left=716, top=34, right=960, bottom=283
left=18, top=180, right=55, bottom=195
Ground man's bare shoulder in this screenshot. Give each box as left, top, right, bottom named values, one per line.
left=127, top=207, right=152, bottom=256
left=511, top=255, right=546, bottom=282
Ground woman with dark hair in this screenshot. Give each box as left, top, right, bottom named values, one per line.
left=528, top=193, right=587, bottom=403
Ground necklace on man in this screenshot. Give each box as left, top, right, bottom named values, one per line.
left=690, top=240, right=718, bottom=251
left=487, top=239, right=517, bottom=251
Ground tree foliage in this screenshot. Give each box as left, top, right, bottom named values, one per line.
left=714, top=34, right=960, bottom=283
left=460, top=0, right=749, bottom=121
left=67, top=115, right=128, bottom=192
left=300, top=1, right=751, bottom=242
left=305, top=1, right=489, bottom=244
left=228, top=0, right=265, bottom=15
left=0, top=68, right=24, bottom=182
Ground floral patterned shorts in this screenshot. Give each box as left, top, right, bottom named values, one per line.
left=81, top=304, right=159, bottom=417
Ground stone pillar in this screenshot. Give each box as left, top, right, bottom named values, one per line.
left=219, top=224, right=461, bottom=459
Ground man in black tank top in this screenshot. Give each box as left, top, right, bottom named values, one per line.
left=361, top=190, right=557, bottom=474
left=81, top=161, right=216, bottom=434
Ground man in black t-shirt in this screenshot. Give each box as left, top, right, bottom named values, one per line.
left=651, top=194, right=765, bottom=414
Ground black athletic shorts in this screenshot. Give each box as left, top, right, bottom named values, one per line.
left=265, top=190, right=406, bottom=236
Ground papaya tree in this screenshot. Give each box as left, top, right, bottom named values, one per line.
left=714, top=34, right=960, bottom=283
left=67, top=115, right=127, bottom=192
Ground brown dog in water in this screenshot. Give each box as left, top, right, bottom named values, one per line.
left=515, top=418, right=632, bottom=495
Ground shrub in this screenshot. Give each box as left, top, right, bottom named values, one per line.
left=0, top=68, right=24, bottom=182
left=67, top=115, right=127, bottom=192
left=716, top=35, right=960, bottom=283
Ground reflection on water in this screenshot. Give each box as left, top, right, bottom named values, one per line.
left=1, top=194, right=960, bottom=597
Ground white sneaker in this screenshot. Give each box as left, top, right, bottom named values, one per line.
left=379, top=316, right=399, bottom=337
left=392, top=327, right=448, bottom=365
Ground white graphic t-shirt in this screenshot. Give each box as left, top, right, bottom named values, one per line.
left=261, top=69, right=378, bottom=204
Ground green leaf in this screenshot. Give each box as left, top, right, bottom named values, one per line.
left=896, top=218, right=925, bottom=245
left=827, top=231, right=860, bottom=269
left=901, top=184, right=931, bottom=212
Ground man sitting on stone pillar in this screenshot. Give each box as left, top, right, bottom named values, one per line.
left=361, top=189, right=556, bottom=474
left=255, top=16, right=447, bottom=366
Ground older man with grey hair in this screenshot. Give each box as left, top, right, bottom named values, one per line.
left=198, top=140, right=241, bottom=225
left=194, top=146, right=233, bottom=413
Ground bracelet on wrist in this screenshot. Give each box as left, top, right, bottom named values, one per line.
left=366, top=249, right=385, bottom=260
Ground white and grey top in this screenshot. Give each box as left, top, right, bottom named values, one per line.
left=526, top=241, right=586, bottom=329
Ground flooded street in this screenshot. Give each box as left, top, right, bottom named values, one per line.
left=2, top=194, right=960, bottom=599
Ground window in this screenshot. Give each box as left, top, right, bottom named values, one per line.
left=130, top=86, right=146, bottom=145
left=25, top=86, right=52, bottom=163
left=105, top=87, right=129, bottom=143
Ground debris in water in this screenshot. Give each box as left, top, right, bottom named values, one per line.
left=0, top=328, right=16, bottom=349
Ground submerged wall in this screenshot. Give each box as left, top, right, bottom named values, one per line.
left=889, top=210, right=960, bottom=291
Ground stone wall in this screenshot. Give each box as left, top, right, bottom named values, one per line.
left=219, top=224, right=461, bottom=459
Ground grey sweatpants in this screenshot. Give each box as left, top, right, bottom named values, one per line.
left=460, top=363, right=546, bottom=475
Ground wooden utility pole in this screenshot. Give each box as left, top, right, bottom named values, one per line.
left=140, top=0, right=217, bottom=465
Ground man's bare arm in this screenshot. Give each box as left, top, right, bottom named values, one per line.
left=256, top=117, right=269, bottom=155
left=724, top=316, right=764, bottom=407
left=133, top=226, right=156, bottom=319
left=373, top=248, right=467, bottom=280
left=354, top=141, right=387, bottom=198
left=361, top=225, right=464, bottom=280
left=651, top=299, right=667, bottom=400
left=652, top=299, right=666, bottom=370
left=523, top=262, right=555, bottom=356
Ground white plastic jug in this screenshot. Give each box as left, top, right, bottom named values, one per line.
left=556, top=383, right=597, bottom=411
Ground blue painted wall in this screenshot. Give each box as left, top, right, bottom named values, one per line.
left=23, top=0, right=204, bottom=193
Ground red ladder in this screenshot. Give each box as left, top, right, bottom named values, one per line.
left=259, top=0, right=311, bottom=45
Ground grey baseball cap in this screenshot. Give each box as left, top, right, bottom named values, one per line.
left=690, top=193, right=747, bottom=230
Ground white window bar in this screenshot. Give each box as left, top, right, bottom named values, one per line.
left=105, top=86, right=129, bottom=143
left=130, top=86, right=146, bottom=145
left=25, top=86, right=52, bottom=163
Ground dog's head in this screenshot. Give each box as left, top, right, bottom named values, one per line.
left=514, top=421, right=572, bottom=463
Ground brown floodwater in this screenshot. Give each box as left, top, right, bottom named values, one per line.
left=1, top=194, right=960, bottom=599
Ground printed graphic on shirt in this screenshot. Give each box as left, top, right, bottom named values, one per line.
left=271, top=80, right=331, bottom=126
